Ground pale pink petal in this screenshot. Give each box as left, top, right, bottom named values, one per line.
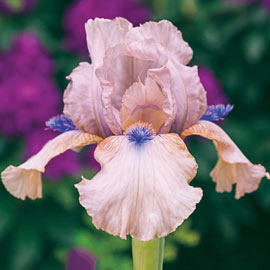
left=181, top=120, right=269, bottom=199
left=63, top=62, right=110, bottom=137
left=141, top=61, right=205, bottom=134
left=64, top=18, right=133, bottom=137
left=181, top=65, right=207, bottom=130
left=85, top=17, right=132, bottom=67
left=126, top=20, right=193, bottom=65
left=166, top=61, right=207, bottom=132
left=93, top=19, right=206, bottom=134
left=1, top=131, right=102, bottom=200
left=97, top=40, right=167, bottom=109
left=119, top=78, right=170, bottom=132
left=76, top=133, right=202, bottom=241
left=147, top=67, right=177, bottom=133
left=164, top=60, right=188, bottom=133
left=98, top=73, right=123, bottom=135
left=2, top=168, right=41, bottom=200
left=96, top=40, right=168, bottom=135
left=125, top=20, right=206, bottom=132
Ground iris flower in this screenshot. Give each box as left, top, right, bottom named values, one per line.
left=2, top=18, right=269, bottom=242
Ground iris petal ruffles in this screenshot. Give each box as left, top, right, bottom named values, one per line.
left=119, top=77, right=170, bottom=132
left=181, top=120, right=269, bottom=199
left=76, top=133, right=202, bottom=241
left=1, top=131, right=102, bottom=199
left=1, top=18, right=268, bottom=242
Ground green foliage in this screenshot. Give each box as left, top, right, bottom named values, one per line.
left=72, top=226, right=132, bottom=270
left=164, top=220, right=200, bottom=262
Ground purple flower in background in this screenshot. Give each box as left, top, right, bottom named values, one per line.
left=67, top=249, right=96, bottom=270
left=263, top=0, right=270, bottom=9
left=25, top=130, right=81, bottom=180
left=4, top=32, right=53, bottom=77
left=198, top=67, right=228, bottom=106
left=63, top=0, right=150, bottom=55
left=0, top=31, right=82, bottom=181
left=86, top=144, right=101, bottom=172
left=0, top=32, right=59, bottom=135
left=0, top=75, right=60, bottom=135
left=0, top=53, right=5, bottom=83
left=0, top=0, right=36, bottom=14
left=226, top=0, right=270, bottom=11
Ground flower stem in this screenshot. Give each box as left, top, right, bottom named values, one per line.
left=132, top=237, right=165, bottom=270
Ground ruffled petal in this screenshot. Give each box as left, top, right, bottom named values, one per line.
left=93, top=18, right=206, bottom=135
left=125, top=20, right=206, bottom=132
left=167, top=61, right=207, bottom=132
left=96, top=40, right=168, bottom=135
left=1, top=131, right=102, bottom=200
left=147, top=67, right=177, bottom=133
left=97, top=40, right=167, bottom=110
left=181, top=120, right=269, bottom=199
left=76, top=133, right=202, bottom=241
left=164, top=60, right=188, bottom=133
left=85, top=17, right=132, bottom=66
left=119, top=77, right=170, bottom=132
left=126, top=20, right=193, bottom=65
left=181, top=65, right=207, bottom=130
left=64, top=18, right=133, bottom=137
left=63, top=62, right=110, bottom=137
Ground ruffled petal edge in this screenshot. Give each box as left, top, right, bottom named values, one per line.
left=182, top=120, right=269, bottom=199
left=1, top=131, right=102, bottom=200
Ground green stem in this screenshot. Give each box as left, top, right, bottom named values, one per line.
left=132, top=237, right=165, bottom=270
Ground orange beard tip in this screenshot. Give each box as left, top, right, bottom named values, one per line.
left=124, top=121, right=157, bottom=135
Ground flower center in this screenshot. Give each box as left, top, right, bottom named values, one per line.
left=125, top=122, right=155, bottom=145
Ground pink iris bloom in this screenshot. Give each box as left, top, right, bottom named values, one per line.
left=1, top=18, right=269, bottom=241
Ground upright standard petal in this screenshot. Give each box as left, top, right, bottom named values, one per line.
left=1, top=131, right=102, bottom=200
left=76, top=126, right=202, bottom=241
left=96, top=40, right=168, bottom=135
left=126, top=20, right=207, bottom=132
left=181, top=120, right=269, bottom=199
left=180, top=65, right=207, bottom=130
left=63, top=62, right=110, bottom=137
left=125, top=20, right=206, bottom=132
left=167, top=61, right=207, bottom=132
left=147, top=67, right=177, bottom=134
left=85, top=17, right=132, bottom=66
left=126, top=20, right=193, bottom=65
left=119, top=77, right=170, bottom=132
left=64, top=18, right=133, bottom=137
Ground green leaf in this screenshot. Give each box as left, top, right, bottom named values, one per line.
left=9, top=226, right=42, bottom=270
left=244, top=32, right=267, bottom=62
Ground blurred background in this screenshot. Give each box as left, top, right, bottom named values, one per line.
left=0, top=0, right=269, bottom=269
